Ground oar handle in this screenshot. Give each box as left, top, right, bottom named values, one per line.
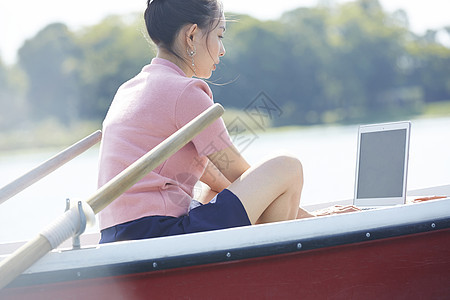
left=0, top=103, right=225, bottom=290
left=0, top=130, right=102, bottom=205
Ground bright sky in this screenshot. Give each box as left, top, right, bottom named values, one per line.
left=0, top=0, right=449, bottom=65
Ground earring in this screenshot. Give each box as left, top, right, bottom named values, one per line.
left=187, top=46, right=196, bottom=73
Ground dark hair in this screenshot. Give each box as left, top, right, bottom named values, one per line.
left=145, top=0, right=223, bottom=53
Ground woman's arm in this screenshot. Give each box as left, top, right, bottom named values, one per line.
left=197, top=145, right=250, bottom=204
left=199, top=159, right=231, bottom=193
left=197, top=159, right=232, bottom=205
left=207, top=144, right=251, bottom=183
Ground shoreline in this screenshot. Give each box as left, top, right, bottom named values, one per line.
left=1, top=107, right=449, bottom=155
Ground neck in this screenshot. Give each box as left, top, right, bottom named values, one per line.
left=156, top=48, right=194, bottom=78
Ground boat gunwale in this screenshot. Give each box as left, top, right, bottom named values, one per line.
left=3, top=197, right=450, bottom=288
left=7, top=217, right=450, bottom=288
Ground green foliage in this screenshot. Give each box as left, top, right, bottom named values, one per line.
left=75, top=14, right=155, bottom=119
left=423, top=100, right=450, bottom=117
left=14, top=14, right=155, bottom=124
left=0, top=119, right=100, bottom=152
left=405, top=31, right=450, bottom=103
left=18, top=23, right=80, bottom=124
left=211, top=0, right=434, bottom=125
left=1, top=0, right=449, bottom=147
left=0, top=58, right=28, bottom=129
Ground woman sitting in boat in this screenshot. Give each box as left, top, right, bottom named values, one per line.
left=98, top=0, right=358, bottom=243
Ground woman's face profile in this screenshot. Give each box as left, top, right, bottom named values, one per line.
left=190, top=16, right=226, bottom=79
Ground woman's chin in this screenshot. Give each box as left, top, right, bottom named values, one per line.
left=197, top=70, right=213, bottom=79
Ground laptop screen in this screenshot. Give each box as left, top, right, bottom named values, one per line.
left=357, top=129, right=407, bottom=199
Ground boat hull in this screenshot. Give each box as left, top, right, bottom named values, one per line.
left=2, top=229, right=450, bottom=299
left=1, top=198, right=450, bottom=299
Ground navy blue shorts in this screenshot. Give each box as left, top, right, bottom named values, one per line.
left=99, top=189, right=251, bottom=243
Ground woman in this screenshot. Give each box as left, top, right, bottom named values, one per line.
left=98, top=0, right=356, bottom=243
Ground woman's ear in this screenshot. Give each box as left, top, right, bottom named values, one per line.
left=186, top=23, right=198, bottom=47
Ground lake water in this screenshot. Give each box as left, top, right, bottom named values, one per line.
left=0, top=117, right=449, bottom=243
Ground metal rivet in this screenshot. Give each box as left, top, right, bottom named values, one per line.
left=431, top=223, right=436, bottom=229
left=366, top=232, right=371, bottom=238
left=297, top=243, right=302, bottom=249
left=153, top=262, right=158, bottom=268
left=226, top=252, right=231, bottom=258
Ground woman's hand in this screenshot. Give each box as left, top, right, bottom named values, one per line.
left=196, top=185, right=219, bottom=205
left=311, top=205, right=361, bottom=217
left=408, top=196, right=447, bottom=203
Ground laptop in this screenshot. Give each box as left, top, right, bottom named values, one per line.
left=353, top=121, right=411, bottom=209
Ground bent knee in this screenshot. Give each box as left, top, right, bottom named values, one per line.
left=269, top=155, right=303, bottom=180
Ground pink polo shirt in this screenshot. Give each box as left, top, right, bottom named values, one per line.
left=98, top=58, right=232, bottom=230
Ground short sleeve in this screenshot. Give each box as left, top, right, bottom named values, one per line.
left=175, top=80, right=232, bottom=157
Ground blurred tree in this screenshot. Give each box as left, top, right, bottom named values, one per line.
left=327, top=0, right=412, bottom=120
left=18, top=23, right=80, bottom=124
left=281, top=6, right=335, bottom=124
left=3, top=0, right=449, bottom=133
left=75, top=14, right=155, bottom=120
left=406, top=30, right=450, bottom=102
left=211, top=14, right=295, bottom=124
left=0, top=57, right=28, bottom=129
left=213, top=0, right=425, bottom=125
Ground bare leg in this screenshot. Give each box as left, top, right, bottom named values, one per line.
left=297, top=207, right=315, bottom=219
left=227, top=155, right=303, bottom=225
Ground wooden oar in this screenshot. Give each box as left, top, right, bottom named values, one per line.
left=0, top=103, right=225, bottom=290
left=0, top=130, right=102, bottom=206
